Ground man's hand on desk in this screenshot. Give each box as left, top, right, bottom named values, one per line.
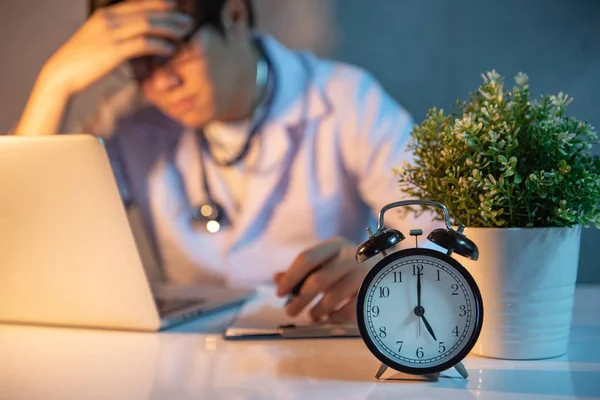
left=274, top=237, right=372, bottom=324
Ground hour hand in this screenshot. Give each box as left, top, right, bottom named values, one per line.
left=421, top=315, right=437, bottom=341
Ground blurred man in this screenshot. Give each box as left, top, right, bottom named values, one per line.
left=13, top=0, right=426, bottom=322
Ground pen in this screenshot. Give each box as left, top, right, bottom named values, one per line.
left=285, top=267, right=321, bottom=306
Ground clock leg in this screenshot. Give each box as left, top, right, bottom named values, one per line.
left=454, top=362, right=469, bottom=379
left=375, top=366, right=441, bottom=381
left=374, top=363, right=388, bottom=380
left=425, top=372, right=440, bottom=381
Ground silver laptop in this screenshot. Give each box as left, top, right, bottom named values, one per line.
left=0, top=134, right=253, bottom=332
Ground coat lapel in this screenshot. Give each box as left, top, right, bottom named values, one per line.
left=229, top=36, right=329, bottom=250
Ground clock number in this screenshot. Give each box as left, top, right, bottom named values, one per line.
left=412, top=264, right=424, bottom=276
left=416, top=347, right=424, bottom=359
left=396, top=341, right=403, bottom=352
left=379, top=287, right=390, bottom=298
left=451, top=284, right=459, bottom=295
left=453, top=325, right=460, bottom=337
left=371, top=306, right=380, bottom=317
left=437, top=270, right=441, bottom=281
left=379, top=326, right=387, bottom=338
left=459, top=305, right=467, bottom=317
left=393, top=271, right=402, bottom=283
left=438, top=341, right=446, bottom=353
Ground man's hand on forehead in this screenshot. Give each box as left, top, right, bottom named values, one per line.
left=41, top=0, right=195, bottom=95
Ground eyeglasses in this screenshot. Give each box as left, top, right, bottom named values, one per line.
left=129, top=37, right=200, bottom=82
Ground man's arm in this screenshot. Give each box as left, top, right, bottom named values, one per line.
left=12, top=70, right=73, bottom=136
left=275, top=66, right=441, bottom=323
left=12, top=0, right=189, bottom=137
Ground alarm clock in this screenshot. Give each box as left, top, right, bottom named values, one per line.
left=355, top=200, right=483, bottom=380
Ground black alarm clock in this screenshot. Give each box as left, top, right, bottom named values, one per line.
left=355, top=200, right=483, bottom=380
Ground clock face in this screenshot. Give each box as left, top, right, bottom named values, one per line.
left=357, top=248, right=483, bottom=375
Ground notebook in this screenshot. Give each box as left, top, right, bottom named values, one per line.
left=224, top=286, right=360, bottom=339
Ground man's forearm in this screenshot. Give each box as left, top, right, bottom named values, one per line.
left=12, top=69, right=72, bottom=136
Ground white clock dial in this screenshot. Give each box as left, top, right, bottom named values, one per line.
left=361, top=253, right=479, bottom=369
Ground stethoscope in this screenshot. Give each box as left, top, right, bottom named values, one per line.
left=190, top=38, right=309, bottom=234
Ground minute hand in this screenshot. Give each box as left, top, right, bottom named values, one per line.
left=417, top=271, right=422, bottom=307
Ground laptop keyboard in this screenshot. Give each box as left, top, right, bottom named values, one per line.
left=155, top=298, right=206, bottom=316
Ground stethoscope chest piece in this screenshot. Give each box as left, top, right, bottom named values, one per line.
left=191, top=202, right=227, bottom=233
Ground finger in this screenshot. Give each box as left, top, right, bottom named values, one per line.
left=309, top=268, right=365, bottom=322
left=273, top=272, right=284, bottom=285
left=277, top=237, right=346, bottom=296
left=108, top=0, right=177, bottom=15
left=119, top=36, right=177, bottom=59
left=112, top=12, right=194, bottom=42
left=328, top=297, right=358, bottom=324
left=285, top=258, right=350, bottom=317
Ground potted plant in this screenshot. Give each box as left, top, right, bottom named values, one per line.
left=397, top=71, right=600, bottom=359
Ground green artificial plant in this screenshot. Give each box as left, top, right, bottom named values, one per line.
left=397, top=71, right=600, bottom=228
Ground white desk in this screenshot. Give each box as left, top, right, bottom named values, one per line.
left=1, top=285, right=599, bottom=400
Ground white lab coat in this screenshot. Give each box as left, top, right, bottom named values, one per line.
left=80, top=34, right=439, bottom=288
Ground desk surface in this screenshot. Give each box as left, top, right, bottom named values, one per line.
left=1, top=285, right=599, bottom=400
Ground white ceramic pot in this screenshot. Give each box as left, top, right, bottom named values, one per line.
left=460, top=226, right=582, bottom=360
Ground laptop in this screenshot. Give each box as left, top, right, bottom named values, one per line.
left=0, top=134, right=253, bottom=332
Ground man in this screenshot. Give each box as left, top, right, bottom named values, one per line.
left=13, top=0, right=429, bottom=323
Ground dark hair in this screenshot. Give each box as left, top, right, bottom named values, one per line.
left=90, top=0, right=255, bottom=33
